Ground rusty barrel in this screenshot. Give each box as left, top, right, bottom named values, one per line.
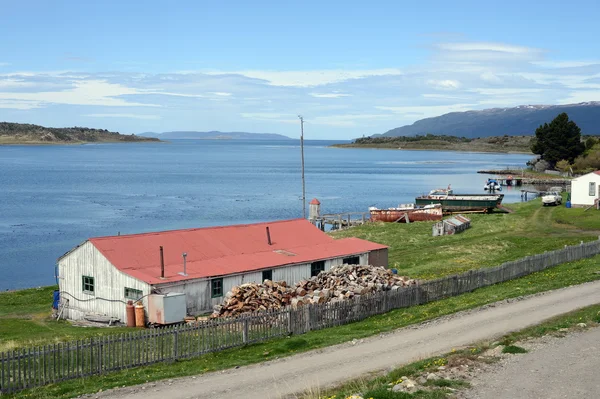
left=135, top=302, right=146, bottom=328
left=126, top=300, right=136, bottom=327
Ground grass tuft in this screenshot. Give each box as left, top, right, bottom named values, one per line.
left=502, top=345, right=528, bottom=354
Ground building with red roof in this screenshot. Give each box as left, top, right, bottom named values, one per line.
left=57, top=219, right=388, bottom=323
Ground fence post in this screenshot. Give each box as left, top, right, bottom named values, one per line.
left=242, top=318, right=249, bottom=344
left=1, top=351, right=5, bottom=394
left=453, top=276, right=459, bottom=296
left=415, top=282, right=420, bottom=305
left=172, top=328, right=179, bottom=361
left=287, top=309, right=294, bottom=335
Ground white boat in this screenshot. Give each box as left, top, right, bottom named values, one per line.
left=484, top=179, right=502, bottom=191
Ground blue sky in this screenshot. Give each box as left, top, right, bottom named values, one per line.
left=1, top=0, right=599, bottom=139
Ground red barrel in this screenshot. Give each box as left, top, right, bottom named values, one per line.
left=126, top=301, right=136, bottom=327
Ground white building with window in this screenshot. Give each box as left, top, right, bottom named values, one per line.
left=570, top=171, right=600, bottom=207
left=57, top=219, right=388, bottom=322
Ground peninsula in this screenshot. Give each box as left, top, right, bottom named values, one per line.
left=332, top=134, right=534, bottom=153
left=0, top=122, right=160, bottom=145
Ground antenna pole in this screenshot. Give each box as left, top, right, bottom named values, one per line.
left=298, top=115, right=306, bottom=219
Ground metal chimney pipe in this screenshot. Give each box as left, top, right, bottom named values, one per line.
left=266, top=226, right=272, bottom=245
left=160, top=246, right=165, bottom=278
left=181, top=252, right=188, bottom=276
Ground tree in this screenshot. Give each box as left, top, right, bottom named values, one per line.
left=531, top=113, right=585, bottom=166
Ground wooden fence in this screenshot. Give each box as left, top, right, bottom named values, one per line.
left=2, top=239, right=600, bottom=394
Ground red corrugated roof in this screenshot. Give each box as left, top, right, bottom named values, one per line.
left=88, top=219, right=387, bottom=285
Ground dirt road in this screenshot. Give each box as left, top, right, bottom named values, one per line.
left=98, top=281, right=600, bottom=399
left=462, top=327, right=600, bottom=398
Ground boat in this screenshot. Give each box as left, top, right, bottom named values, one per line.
left=484, top=178, right=502, bottom=191
left=369, top=203, right=443, bottom=223
left=415, top=192, right=504, bottom=213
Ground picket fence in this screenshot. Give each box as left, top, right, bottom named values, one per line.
left=2, top=239, right=600, bottom=394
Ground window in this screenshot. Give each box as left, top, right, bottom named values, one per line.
left=262, top=269, right=273, bottom=282
left=211, top=278, right=223, bottom=298
left=311, top=261, right=325, bottom=277
left=82, top=276, right=94, bottom=294
left=343, top=256, right=360, bottom=265
left=590, top=182, right=596, bottom=196
left=124, top=287, right=143, bottom=300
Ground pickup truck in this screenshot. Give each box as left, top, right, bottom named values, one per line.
left=542, top=191, right=562, bottom=206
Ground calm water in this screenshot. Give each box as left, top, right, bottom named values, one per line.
left=0, top=140, right=532, bottom=290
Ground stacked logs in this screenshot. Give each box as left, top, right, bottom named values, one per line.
left=213, top=265, right=415, bottom=317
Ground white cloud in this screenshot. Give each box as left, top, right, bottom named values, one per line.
left=240, top=112, right=298, bottom=124
left=205, top=69, right=403, bottom=87
left=426, top=79, right=461, bottom=89
left=85, top=113, right=161, bottom=120
left=376, top=104, right=477, bottom=118
left=558, top=91, right=600, bottom=104
left=0, top=62, right=9, bottom=67
left=0, top=79, right=159, bottom=109
left=531, top=61, right=600, bottom=68
left=310, top=92, right=352, bottom=98
left=310, top=114, right=394, bottom=127
left=210, top=92, right=232, bottom=96
left=437, top=42, right=536, bottom=54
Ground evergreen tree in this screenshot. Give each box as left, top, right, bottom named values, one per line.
left=530, top=113, right=585, bottom=166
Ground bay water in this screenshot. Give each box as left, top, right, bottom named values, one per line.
left=0, top=140, right=532, bottom=290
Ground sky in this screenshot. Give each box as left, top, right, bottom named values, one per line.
left=1, top=0, right=599, bottom=139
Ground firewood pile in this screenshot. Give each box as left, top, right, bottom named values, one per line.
left=212, top=265, right=415, bottom=317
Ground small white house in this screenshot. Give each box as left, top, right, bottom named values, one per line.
left=570, top=171, right=600, bottom=207
left=57, top=219, right=388, bottom=322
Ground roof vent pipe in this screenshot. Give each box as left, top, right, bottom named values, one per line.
left=266, top=226, right=272, bottom=245
left=160, top=246, right=165, bottom=278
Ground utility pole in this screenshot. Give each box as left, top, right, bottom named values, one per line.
left=298, top=115, right=306, bottom=219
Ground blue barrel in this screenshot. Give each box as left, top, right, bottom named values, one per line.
left=52, top=290, right=60, bottom=309
left=566, top=201, right=571, bottom=208
left=391, top=268, right=398, bottom=274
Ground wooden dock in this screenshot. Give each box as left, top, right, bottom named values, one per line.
left=478, top=170, right=570, bottom=186
left=310, top=212, right=371, bottom=231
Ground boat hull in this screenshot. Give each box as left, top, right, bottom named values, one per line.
left=415, top=194, right=504, bottom=212
left=370, top=205, right=443, bottom=223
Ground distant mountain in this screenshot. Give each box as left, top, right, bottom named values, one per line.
left=0, top=122, right=159, bottom=144
left=140, top=131, right=292, bottom=140
left=378, top=102, right=600, bottom=138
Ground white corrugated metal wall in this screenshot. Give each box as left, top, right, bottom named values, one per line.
left=58, top=241, right=150, bottom=321
left=60, top=247, right=373, bottom=319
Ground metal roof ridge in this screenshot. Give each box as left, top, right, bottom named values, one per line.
left=88, top=218, right=308, bottom=240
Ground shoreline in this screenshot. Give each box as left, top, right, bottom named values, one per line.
left=330, top=143, right=533, bottom=155
left=0, top=139, right=163, bottom=146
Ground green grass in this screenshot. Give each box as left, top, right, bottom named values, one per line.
left=6, top=254, right=600, bottom=399
left=332, top=196, right=600, bottom=280
left=0, top=286, right=129, bottom=352
left=502, top=345, right=528, bottom=354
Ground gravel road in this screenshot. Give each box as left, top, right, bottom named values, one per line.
left=94, top=281, right=600, bottom=399
left=461, top=327, right=600, bottom=398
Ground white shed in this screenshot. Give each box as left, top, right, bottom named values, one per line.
left=57, top=219, right=388, bottom=323
left=570, top=171, right=600, bottom=207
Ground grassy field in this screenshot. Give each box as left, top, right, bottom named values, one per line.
left=5, top=253, right=600, bottom=399
left=333, top=195, right=600, bottom=279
